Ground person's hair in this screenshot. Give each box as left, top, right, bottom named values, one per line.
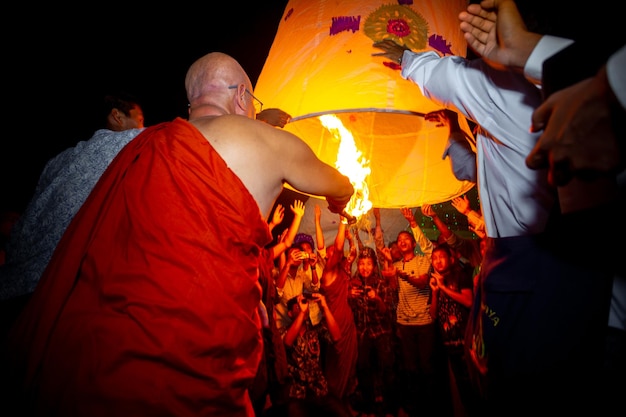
left=287, top=295, right=300, bottom=311
left=294, top=233, right=315, bottom=250
left=358, top=247, right=379, bottom=262
left=355, top=246, right=382, bottom=279
left=102, top=92, right=142, bottom=121
left=396, top=230, right=415, bottom=245
left=433, top=242, right=453, bottom=258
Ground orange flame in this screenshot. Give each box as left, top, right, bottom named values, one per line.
left=320, top=115, right=372, bottom=221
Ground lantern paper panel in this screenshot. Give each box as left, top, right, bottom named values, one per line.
left=255, top=0, right=475, bottom=208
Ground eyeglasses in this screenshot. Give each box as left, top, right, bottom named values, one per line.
left=228, top=85, right=263, bottom=114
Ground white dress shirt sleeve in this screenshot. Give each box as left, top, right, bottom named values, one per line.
left=524, top=35, right=574, bottom=85
left=607, top=45, right=626, bottom=110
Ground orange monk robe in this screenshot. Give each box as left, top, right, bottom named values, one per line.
left=4, top=118, right=272, bottom=417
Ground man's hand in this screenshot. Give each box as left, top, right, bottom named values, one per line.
left=424, top=109, right=452, bottom=128
left=327, top=196, right=351, bottom=215
left=372, top=39, right=410, bottom=64
left=527, top=67, right=623, bottom=186
left=256, top=108, right=291, bottom=128
left=458, top=0, right=541, bottom=71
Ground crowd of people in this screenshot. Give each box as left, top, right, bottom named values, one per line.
left=250, top=198, right=488, bottom=417
left=0, top=1, right=623, bottom=416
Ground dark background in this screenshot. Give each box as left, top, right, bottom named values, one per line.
left=1, top=2, right=289, bottom=212
left=0, top=1, right=601, bottom=213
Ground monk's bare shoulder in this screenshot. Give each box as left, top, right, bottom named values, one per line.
left=191, top=114, right=307, bottom=155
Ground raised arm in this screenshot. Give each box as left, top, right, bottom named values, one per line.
left=421, top=204, right=453, bottom=242
left=321, top=217, right=348, bottom=288
left=373, top=207, right=385, bottom=253
left=275, top=249, right=300, bottom=293
left=314, top=204, right=326, bottom=253
left=426, top=109, right=477, bottom=182
left=277, top=130, right=354, bottom=216
left=401, top=207, right=433, bottom=256
left=270, top=200, right=306, bottom=260
left=283, top=295, right=309, bottom=348
left=314, top=292, right=342, bottom=342
left=451, top=195, right=486, bottom=238
left=267, top=203, right=284, bottom=234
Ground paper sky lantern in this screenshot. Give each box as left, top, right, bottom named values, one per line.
left=255, top=0, right=476, bottom=209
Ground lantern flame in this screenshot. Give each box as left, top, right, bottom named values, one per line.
left=320, top=114, right=372, bottom=221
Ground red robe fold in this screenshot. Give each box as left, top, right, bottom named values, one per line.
left=5, top=118, right=272, bottom=417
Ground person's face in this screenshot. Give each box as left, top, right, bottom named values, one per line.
left=389, top=242, right=402, bottom=261
left=125, top=105, right=145, bottom=129
left=299, top=242, right=313, bottom=254
left=396, top=232, right=415, bottom=254
left=287, top=300, right=304, bottom=319
left=431, top=249, right=452, bottom=273
left=129, top=106, right=143, bottom=129
left=357, top=257, right=374, bottom=278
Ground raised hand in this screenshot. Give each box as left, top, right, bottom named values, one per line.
left=421, top=204, right=436, bottom=218
left=400, top=207, right=415, bottom=223
left=297, top=294, right=310, bottom=313
left=311, top=292, right=328, bottom=309
left=451, top=195, right=471, bottom=215
left=380, top=247, right=392, bottom=263
left=429, top=276, right=438, bottom=291
left=291, top=199, right=305, bottom=218
left=458, top=0, right=542, bottom=71
left=315, top=204, right=322, bottom=221
left=269, top=204, right=284, bottom=228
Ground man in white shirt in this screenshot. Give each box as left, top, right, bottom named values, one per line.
left=372, top=7, right=620, bottom=412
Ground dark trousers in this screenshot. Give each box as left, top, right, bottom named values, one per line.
left=465, top=226, right=615, bottom=417
left=356, top=331, right=398, bottom=414
left=396, top=322, right=438, bottom=417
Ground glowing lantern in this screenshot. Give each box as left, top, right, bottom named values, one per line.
left=255, top=0, right=475, bottom=210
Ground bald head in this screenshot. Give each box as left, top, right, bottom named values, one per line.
left=185, top=52, right=254, bottom=114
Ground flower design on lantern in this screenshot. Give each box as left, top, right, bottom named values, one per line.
left=363, top=4, right=429, bottom=51
left=387, top=19, right=410, bottom=37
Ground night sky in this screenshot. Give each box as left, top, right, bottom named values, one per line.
left=2, top=2, right=288, bottom=212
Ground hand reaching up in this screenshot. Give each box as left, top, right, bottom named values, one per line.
left=291, top=199, right=305, bottom=218
left=451, top=195, right=471, bottom=216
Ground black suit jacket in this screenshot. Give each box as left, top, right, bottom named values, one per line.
left=542, top=38, right=625, bottom=98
